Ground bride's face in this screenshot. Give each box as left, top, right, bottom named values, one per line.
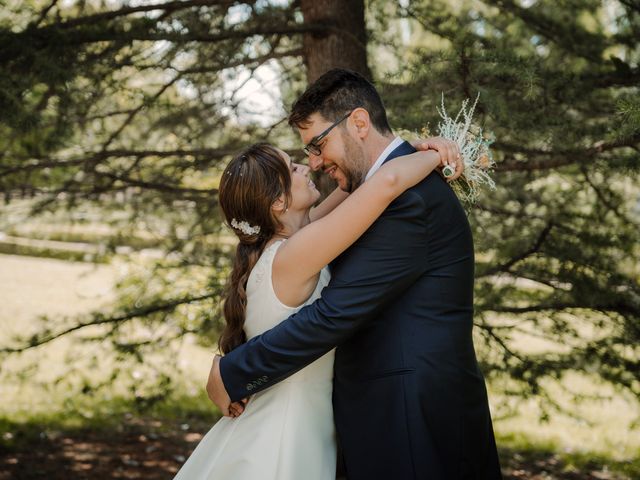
left=276, top=148, right=320, bottom=211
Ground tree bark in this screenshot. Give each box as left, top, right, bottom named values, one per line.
left=300, top=0, right=371, bottom=82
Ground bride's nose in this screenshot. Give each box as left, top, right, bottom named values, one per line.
left=300, top=163, right=311, bottom=176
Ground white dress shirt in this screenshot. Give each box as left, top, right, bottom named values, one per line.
left=364, top=136, right=405, bottom=181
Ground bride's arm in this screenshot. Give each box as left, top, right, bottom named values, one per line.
left=275, top=149, right=441, bottom=283
left=309, top=187, right=350, bottom=222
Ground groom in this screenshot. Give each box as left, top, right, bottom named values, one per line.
left=208, top=68, right=502, bottom=479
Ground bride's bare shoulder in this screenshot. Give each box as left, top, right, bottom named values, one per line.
left=272, top=239, right=320, bottom=308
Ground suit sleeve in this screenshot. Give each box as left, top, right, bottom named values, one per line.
left=220, top=190, right=428, bottom=402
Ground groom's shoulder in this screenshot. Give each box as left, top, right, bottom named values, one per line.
left=385, top=173, right=463, bottom=227
left=385, top=139, right=453, bottom=203
left=365, top=187, right=426, bottom=233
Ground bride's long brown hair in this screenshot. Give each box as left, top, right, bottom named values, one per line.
left=217, top=143, right=291, bottom=354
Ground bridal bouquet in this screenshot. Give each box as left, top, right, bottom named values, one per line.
left=423, top=94, right=496, bottom=204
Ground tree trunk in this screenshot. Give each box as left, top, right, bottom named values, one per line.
left=300, top=0, right=370, bottom=197
left=300, top=0, right=371, bottom=83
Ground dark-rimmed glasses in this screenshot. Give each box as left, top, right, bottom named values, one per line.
left=302, top=110, right=354, bottom=157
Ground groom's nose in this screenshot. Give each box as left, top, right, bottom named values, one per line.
left=308, top=154, right=323, bottom=172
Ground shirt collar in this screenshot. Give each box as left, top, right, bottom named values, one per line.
left=365, top=136, right=404, bottom=181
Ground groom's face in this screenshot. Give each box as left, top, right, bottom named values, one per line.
left=298, top=112, right=367, bottom=193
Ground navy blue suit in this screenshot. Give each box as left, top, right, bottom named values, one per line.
left=220, top=141, right=502, bottom=479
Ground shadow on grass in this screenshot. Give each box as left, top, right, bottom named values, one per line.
left=0, top=393, right=220, bottom=480
left=1, top=397, right=638, bottom=479
left=497, top=432, right=640, bottom=480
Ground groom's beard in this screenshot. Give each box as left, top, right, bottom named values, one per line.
left=341, top=131, right=369, bottom=193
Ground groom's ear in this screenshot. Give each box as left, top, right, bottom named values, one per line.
left=350, top=108, right=371, bottom=139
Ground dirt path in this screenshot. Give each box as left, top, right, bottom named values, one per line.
left=0, top=418, right=197, bottom=480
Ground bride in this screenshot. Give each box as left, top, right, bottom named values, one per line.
left=174, top=140, right=458, bottom=479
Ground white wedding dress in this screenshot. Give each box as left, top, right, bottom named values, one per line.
left=174, top=240, right=336, bottom=480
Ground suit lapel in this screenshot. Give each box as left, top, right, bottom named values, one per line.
left=381, top=140, right=417, bottom=165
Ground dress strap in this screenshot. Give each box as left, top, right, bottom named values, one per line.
left=252, top=239, right=285, bottom=286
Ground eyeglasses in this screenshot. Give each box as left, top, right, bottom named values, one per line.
left=302, top=110, right=354, bottom=157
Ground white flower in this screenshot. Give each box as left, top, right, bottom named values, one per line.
left=231, top=218, right=261, bottom=236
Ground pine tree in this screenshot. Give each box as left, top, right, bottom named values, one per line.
left=378, top=0, right=640, bottom=408
left=0, top=0, right=369, bottom=400
left=0, top=0, right=638, bottom=414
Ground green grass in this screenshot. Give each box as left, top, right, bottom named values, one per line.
left=486, top=371, right=640, bottom=461
left=0, top=240, right=109, bottom=263
left=0, top=390, right=220, bottom=450
left=4, top=226, right=162, bottom=250
left=497, top=431, right=640, bottom=479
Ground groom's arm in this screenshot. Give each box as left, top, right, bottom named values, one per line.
left=217, top=189, right=429, bottom=402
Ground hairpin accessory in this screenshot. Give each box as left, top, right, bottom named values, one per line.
left=231, top=218, right=261, bottom=236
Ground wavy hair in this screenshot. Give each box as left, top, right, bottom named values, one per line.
left=217, top=143, right=291, bottom=354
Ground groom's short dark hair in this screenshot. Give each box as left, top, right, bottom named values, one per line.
left=289, top=68, right=392, bottom=134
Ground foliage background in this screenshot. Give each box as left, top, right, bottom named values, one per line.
left=0, top=0, right=638, bottom=474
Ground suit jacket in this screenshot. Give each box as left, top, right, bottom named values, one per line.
left=220, top=141, right=502, bottom=480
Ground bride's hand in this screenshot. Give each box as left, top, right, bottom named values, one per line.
left=229, top=398, right=249, bottom=418
left=411, top=137, right=464, bottom=181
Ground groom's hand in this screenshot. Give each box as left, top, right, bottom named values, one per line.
left=206, top=354, right=235, bottom=417
left=412, top=137, right=464, bottom=181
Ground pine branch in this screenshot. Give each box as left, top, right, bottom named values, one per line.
left=485, top=0, right=610, bottom=62
left=0, top=293, right=215, bottom=353
left=92, top=171, right=213, bottom=196
left=475, top=321, right=525, bottom=362
left=474, top=203, right=548, bottom=221
left=477, top=222, right=553, bottom=277
left=619, top=0, right=640, bottom=14
left=84, top=108, right=138, bottom=121
left=101, top=74, right=182, bottom=150
left=484, top=303, right=637, bottom=316
left=580, top=166, right=630, bottom=223
left=32, top=0, right=59, bottom=27
left=48, top=0, right=239, bottom=29
left=94, top=24, right=329, bottom=44
left=3, top=15, right=325, bottom=67
left=176, top=47, right=303, bottom=75
left=0, top=148, right=302, bottom=178
left=495, top=133, right=640, bottom=171
left=24, top=22, right=329, bottom=47
left=586, top=66, right=640, bottom=88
